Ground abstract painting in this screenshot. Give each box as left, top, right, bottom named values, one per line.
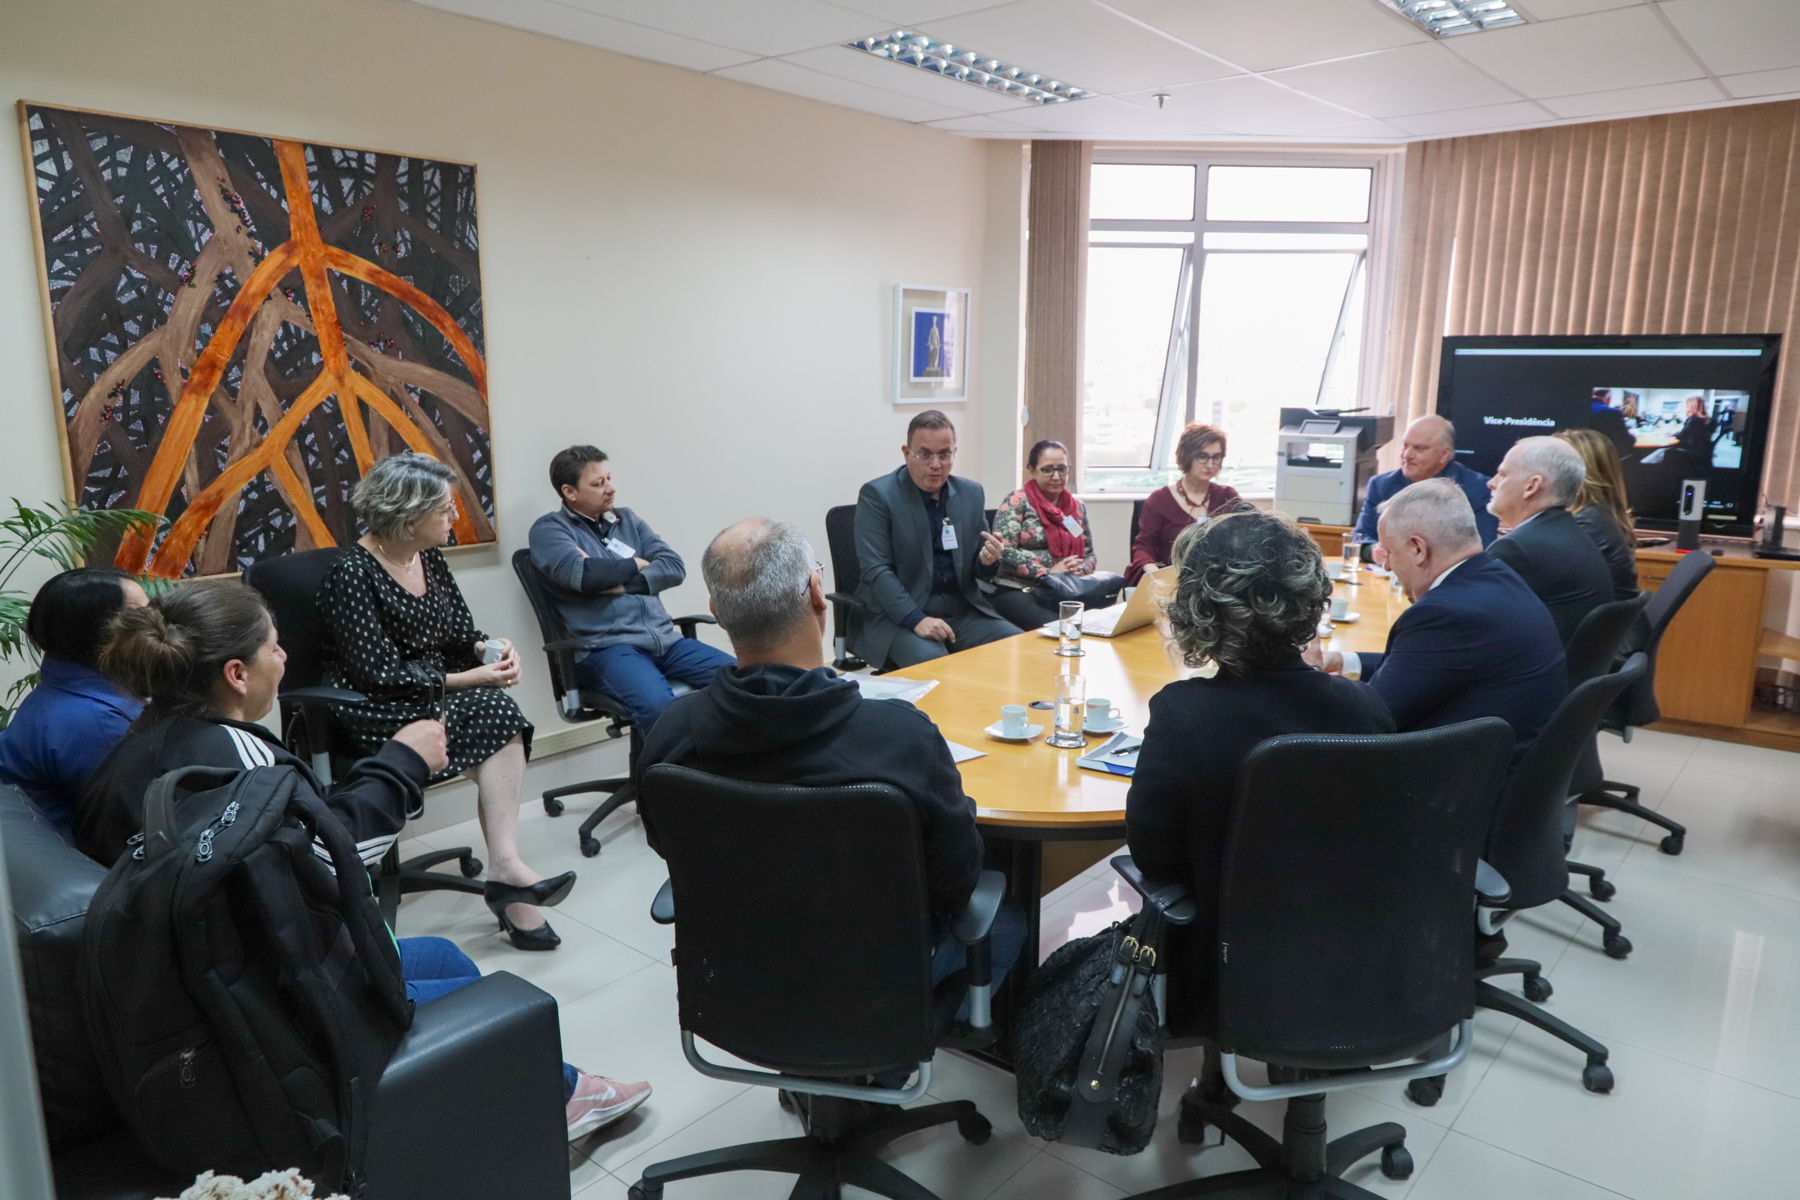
left=18, top=103, right=494, bottom=578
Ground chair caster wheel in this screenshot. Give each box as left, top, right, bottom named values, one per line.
left=1406, top=1075, right=1444, bottom=1107
left=1589, top=878, right=1616, bottom=901
left=957, top=1113, right=992, bottom=1145
left=1523, top=974, right=1554, bottom=1002
left=777, top=1089, right=796, bottom=1112
left=580, top=836, right=601, bottom=858
left=460, top=856, right=483, bottom=879
left=1603, top=934, right=1632, bottom=959
left=1381, top=1145, right=1414, bottom=1180
left=1660, top=833, right=1684, bottom=855
left=544, top=796, right=564, bottom=817
left=1582, top=1063, right=1614, bottom=1093
left=628, top=1185, right=657, bottom=1200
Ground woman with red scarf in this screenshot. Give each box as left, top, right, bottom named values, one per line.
left=988, top=441, right=1120, bottom=629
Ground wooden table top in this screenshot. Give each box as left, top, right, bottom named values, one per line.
left=887, top=566, right=1408, bottom=832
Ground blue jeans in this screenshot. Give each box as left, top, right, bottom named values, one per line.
left=399, top=937, right=579, bottom=1101
left=577, top=638, right=736, bottom=728
left=930, top=897, right=1028, bottom=1019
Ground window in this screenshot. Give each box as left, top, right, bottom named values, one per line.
left=1082, top=158, right=1386, bottom=494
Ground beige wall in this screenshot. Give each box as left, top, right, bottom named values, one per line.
left=0, top=0, right=1015, bottom=731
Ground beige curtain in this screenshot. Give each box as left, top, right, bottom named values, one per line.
left=1382, top=99, right=1800, bottom=503
left=1024, top=140, right=1091, bottom=474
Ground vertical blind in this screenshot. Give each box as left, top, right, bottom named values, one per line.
left=1024, top=140, right=1091, bottom=472
left=1382, top=99, right=1800, bottom=504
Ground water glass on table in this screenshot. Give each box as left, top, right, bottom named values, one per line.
left=1056, top=600, right=1085, bottom=657
left=1341, top=539, right=1364, bottom=581
left=1047, top=672, right=1088, bottom=748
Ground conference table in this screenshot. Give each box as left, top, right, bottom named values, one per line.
left=884, top=565, right=1410, bottom=1062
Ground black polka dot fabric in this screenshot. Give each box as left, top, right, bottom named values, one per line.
left=318, top=545, right=533, bottom=781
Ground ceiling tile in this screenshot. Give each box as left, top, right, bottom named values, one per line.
left=1662, top=0, right=1800, bottom=78
left=1270, top=41, right=1523, bottom=117
left=411, top=0, right=758, bottom=70
left=1016, top=94, right=1220, bottom=134
left=1540, top=77, right=1725, bottom=118
left=558, top=0, right=877, bottom=57
left=785, top=44, right=1043, bottom=112
left=831, top=2, right=1018, bottom=20
left=1106, top=0, right=1428, bottom=73
left=1315, top=117, right=1413, bottom=139
left=1118, top=75, right=1368, bottom=135
left=1721, top=65, right=1800, bottom=99
left=1389, top=100, right=1557, bottom=137
left=1446, top=6, right=1702, bottom=97
left=911, top=0, right=1239, bottom=94
left=711, top=58, right=977, bottom=120
left=1515, top=0, right=1643, bottom=17
left=922, top=113, right=1041, bottom=133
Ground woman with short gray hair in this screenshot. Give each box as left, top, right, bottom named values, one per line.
left=319, top=452, right=576, bottom=951
left=1125, top=509, right=1393, bottom=1066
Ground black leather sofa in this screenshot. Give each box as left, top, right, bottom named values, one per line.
left=2, top=784, right=572, bottom=1200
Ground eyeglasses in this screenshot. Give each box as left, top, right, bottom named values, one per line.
left=910, top=449, right=956, bottom=465
left=1036, top=464, right=1070, bottom=475
left=1192, top=453, right=1225, bottom=466
left=801, top=561, right=822, bottom=595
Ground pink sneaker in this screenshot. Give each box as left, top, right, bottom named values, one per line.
left=566, top=1073, right=652, bottom=1141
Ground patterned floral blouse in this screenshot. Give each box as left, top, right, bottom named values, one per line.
left=992, top=488, right=1098, bottom=581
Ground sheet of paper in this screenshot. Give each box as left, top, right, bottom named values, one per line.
left=851, top=676, right=940, bottom=706
left=944, top=740, right=987, bottom=764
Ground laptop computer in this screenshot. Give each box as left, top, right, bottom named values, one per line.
left=1037, top=565, right=1177, bottom=639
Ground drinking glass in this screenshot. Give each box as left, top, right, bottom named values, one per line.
left=1056, top=600, right=1085, bottom=657
left=1341, top=539, right=1363, bottom=581
left=1047, top=673, right=1088, bottom=748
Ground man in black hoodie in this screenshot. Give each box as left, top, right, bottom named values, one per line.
left=639, top=517, right=1023, bottom=986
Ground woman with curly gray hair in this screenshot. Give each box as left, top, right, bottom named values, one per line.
left=1125, top=510, right=1393, bottom=1070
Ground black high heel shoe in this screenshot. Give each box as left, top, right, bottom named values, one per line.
left=485, top=872, right=577, bottom=952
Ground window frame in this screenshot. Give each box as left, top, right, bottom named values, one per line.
left=1083, top=149, right=1400, bottom=495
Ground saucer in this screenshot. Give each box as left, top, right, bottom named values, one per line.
left=1084, top=717, right=1126, bottom=735
left=985, top=721, right=1044, bottom=742
left=1330, top=612, right=1361, bottom=624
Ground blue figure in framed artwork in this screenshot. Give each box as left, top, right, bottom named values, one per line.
left=911, top=307, right=955, bottom=382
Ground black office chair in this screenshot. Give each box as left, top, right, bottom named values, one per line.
left=1442, top=652, right=1649, bottom=1101
left=509, top=548, right=717, bottom=858
left=1559, top=591, right=1651, bottom=909
left=626, top=764, right=1005, bottom=1200
left=243, top=549, right=484, bottom=913
left=1574, top=549, right=1714, bottom=855
left=823, top=503, right=872, bottom=672
left=1111, top=717, right=1516, bottom=1199
left=1129, top=498, right=1144, bottom=549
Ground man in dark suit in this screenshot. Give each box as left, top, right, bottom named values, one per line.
left=852, top=410, right=1021, bottom=668
left=1485, top=436, right=1613, bottom=646
left=1310, top=478, right=1566, bottom=763
left=1352, top=415, right=1500, bottom=547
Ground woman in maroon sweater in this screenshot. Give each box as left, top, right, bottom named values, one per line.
left=1127, top=423, right=1243, bottom=584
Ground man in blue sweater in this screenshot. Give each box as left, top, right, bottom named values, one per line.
left=528, top=445, right=734, bottom=728
left=1352, top=415, right=1500, bottom=547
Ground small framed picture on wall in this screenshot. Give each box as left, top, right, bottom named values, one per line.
left=894, top=284, right=970, bottom=404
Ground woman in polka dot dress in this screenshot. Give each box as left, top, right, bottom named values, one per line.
left=319, top=453, right=576, bottom=950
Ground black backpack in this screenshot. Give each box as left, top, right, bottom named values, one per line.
left=79, top=764, right=413, bottom=1192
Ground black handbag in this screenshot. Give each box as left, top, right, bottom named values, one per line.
left=1032, top=570, right=1126, bottom=607
left=1013, top=902, right=1172, bottom=1155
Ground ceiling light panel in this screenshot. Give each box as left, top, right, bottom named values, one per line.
left=845, top=30, right=1096, bottom=103
left=1382, top=0, right=1527, bottom=37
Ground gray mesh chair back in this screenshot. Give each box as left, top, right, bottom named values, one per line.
left=1565, top=591, right=1650, bottom=686
left=1609, top=550, right=1713, bottom=729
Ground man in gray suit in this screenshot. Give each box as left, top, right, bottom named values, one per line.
left=853, top=410, right=1022, bottom=668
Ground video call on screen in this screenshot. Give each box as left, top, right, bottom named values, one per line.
left=1437, top=336, right=1781, bottom=532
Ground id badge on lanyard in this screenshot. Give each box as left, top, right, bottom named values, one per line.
left=940, top=519, right=959, bottom=551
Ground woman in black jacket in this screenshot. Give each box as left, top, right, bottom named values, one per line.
left=1126, top=512, right=1393, bottom=1093
left=75, top=579, right=648, bottom=1139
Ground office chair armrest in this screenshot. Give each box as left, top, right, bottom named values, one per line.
left=951, top=870, right=1006, bottom=945
left=1475, top=859, right=1511, bottom=907
left=280, top=684, right=365, bottom=705
left=673, top=614, right=718, bottom=640
left=1111, top=854, right=1199, bottom=926
left=824, top=592, right=866, bottom=612
left=650, top=878, right=676, bottom=924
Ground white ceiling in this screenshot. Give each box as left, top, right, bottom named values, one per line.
left=409, top=0, right=1800, bottom=143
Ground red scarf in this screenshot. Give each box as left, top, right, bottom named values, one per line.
left=1024, top=479, right=1084, bottom=560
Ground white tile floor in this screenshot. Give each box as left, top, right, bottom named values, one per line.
left=393, top=726, right=1800, bottom=1199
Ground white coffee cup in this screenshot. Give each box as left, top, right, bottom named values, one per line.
left=1000, top=704, right=1030, bottom=737
left=1330, top=596, right=1350, bottom=620
left=1086, top=698, right=1121, bottom=726
left=1122, top=587, right=1137, bottom=602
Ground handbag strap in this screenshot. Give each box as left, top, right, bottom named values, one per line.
left=1062, top=907, right=1167, bottom=1148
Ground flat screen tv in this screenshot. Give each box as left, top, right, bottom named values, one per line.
left=1436, top=334, right=1781, bottom=538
